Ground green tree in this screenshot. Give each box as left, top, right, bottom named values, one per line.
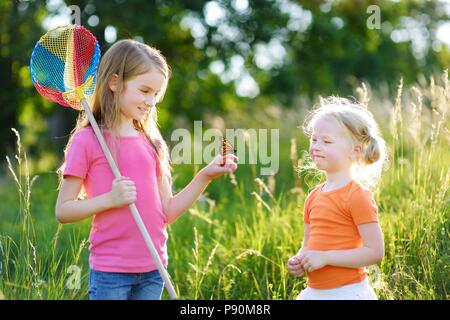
left=1, top=0, right=449, bottom=171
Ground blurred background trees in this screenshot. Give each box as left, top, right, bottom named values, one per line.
left=1, top=0, right=449, bottom=173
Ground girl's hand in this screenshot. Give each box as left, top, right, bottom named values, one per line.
left=199, top=154, right=238, bottom=181
left=297, top=250, right=328, bottom=272
left=108, top=176, right=137, bottom=208
left=287, top=255, right=306, bottom=277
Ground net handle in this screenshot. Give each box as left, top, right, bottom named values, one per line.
left=80, top=98, right=178, bottom=300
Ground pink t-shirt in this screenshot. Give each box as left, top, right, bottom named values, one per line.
left=63, top=126, right=168, bottom=273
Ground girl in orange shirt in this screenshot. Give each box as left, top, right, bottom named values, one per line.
left=288, top=97, right=387, bottom=300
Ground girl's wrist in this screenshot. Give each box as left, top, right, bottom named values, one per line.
left=197, top=169, right=213, bottom=184
left=103, top=191, right=117, bottom=209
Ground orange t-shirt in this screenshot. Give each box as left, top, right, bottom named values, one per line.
left=303, top=180, right=379, bottom=289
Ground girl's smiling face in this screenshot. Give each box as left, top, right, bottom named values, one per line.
left=113, top=70, right=166, bottom=122
left=309, top=115, right=355, bottom=173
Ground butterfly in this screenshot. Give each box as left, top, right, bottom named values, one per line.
left=220, top=137, right=236, bottom=167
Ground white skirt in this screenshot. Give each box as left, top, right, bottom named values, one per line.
left=296, top=277, right=378, bottom=300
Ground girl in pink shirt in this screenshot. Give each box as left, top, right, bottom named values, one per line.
left=55, top=39, right=238, bottom=300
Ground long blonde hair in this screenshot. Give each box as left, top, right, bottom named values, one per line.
left=57, top=39, right=172, bottom=191
left=303, top=96, right=388, bottom=190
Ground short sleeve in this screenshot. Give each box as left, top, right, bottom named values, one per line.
left=63, top=131, right=91, bottom=179
left=349, top=189, right=379, bottom=225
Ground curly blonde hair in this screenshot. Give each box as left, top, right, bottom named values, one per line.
left=303, top=96, right=388, bottom=190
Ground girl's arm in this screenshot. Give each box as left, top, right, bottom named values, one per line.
left=55, top=176, right=137, bottom=224
left=158, top=154, right=238, bottom=224
left=324, top=222, right=385, bottom=268
left=287, top=223, right=310, bottom=277
left=298, top=223, right=310, bottom=252
left=299, top=222, right=384, bottom=271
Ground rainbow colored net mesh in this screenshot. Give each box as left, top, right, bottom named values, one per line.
left=30, top=25, right=100, bottom=110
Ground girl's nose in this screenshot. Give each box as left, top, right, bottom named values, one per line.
left=145, top=96, right=155, bottom=108
left=311, top=144, right=322, bottom=152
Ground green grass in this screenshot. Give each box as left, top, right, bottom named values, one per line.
left=0, top=74, right=449, bottom=300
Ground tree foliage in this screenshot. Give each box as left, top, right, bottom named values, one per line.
left=0, top=0, right=449, bottom=168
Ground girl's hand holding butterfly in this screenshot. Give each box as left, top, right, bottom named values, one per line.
left=199, top=154, right=238, bottom=181
left=159, top=153, right=237, bottom=224
left=158, top=138, right=238, bottom=224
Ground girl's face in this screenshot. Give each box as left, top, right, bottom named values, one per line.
left=309, top=115, right=355, bottom=174
left=114, top=70, right=166, bottom=122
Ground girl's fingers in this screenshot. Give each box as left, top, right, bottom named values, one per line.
left=220, top=154, right=238, bottom=163
left=226, top=163, right=238, bottom=171
left=291, top=256, right=300, bottom=264
left=219, top=157, right=238, bottom=173
left=225, top=165, right=237, bottom=174
left=288, top=258, right=305, bottom=275
left=290, top=268, right=304, bottom=277
left=119, top=185, right=136, bottom=192
left=116, top=176, right=134, bottom=185
left=293, top=269, right=305, bottom=276
left=224, top=154, right=238, bottom=161
left=221, top=157, right=238, bottom=166
left=303, top=263, right=312, bottom=272
left=122, top=179, right=135, bottom=185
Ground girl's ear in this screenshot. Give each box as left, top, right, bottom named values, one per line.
left=351, top=143, right=363, bottom=161
left=109, top=74, right=119, bottom=92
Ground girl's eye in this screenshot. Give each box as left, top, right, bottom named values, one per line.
left=324, top=141, right=332, bottom=144
left=140, top=90, right=158, bottom=98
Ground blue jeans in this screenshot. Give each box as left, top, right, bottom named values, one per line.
left=89, top=269, right=164, bottom=300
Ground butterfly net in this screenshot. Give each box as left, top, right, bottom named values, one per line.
left=30, top=24, right=100, bottom=110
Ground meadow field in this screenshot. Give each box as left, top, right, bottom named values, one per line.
left=0, top=75, right=448, bottom=300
